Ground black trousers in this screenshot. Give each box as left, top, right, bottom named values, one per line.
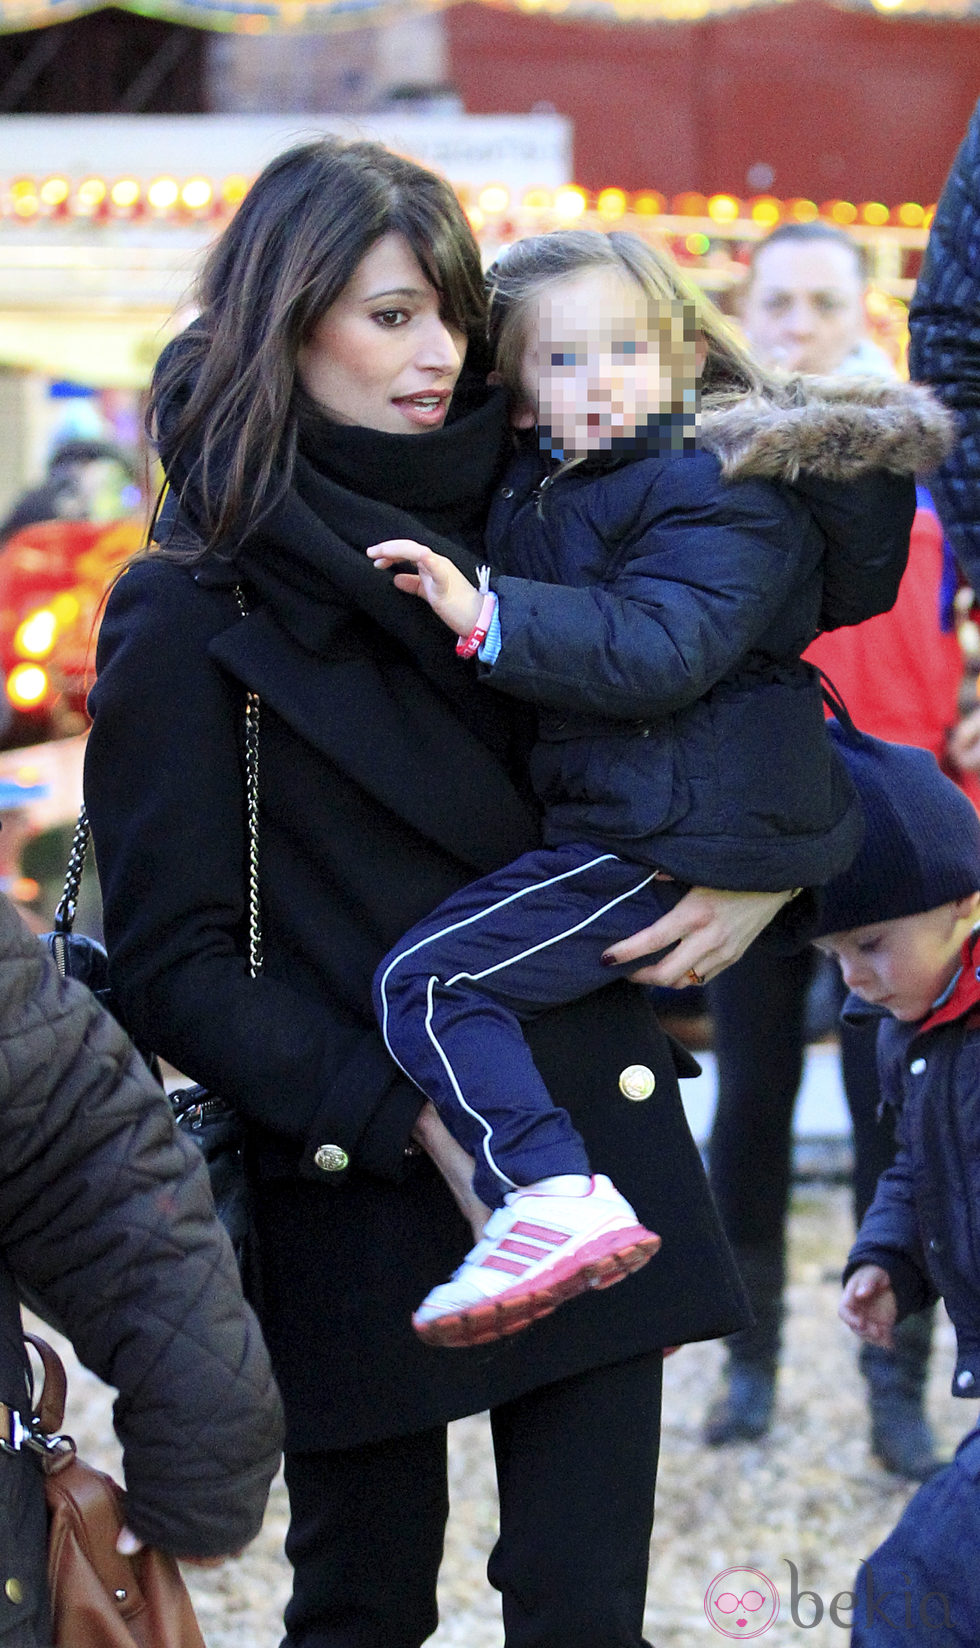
left=707, top=943, right=895, bottom=1247
left=280, top=1350, right=664, bottom=1648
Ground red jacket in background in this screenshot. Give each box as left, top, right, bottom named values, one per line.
left=806, top=501, right=980, bottom=811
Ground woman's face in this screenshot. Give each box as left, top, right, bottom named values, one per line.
left=297, top=233, right=468, bottom=435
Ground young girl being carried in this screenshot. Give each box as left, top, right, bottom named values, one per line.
left=366, top=228, right=950, bottom=1350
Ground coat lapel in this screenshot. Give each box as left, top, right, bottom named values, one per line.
left=210, top=606, right=540, bottom=876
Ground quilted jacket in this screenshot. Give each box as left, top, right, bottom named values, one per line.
left=908, top=95, right=980, bottom=595
left=0, top=892, right=283, bottom=1646
left=483, top=377, right=951, bottom=891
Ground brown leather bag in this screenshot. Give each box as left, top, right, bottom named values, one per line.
left=25, top=1333, right=206, bottom=1648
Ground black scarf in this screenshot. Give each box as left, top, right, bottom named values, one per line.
left=235, top=381, right=512, bottom=661
left=160, top=357, right=540, bottom=874
left=160, top=351, right=510, bottom=663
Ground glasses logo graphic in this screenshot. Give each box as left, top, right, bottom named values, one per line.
left=704, top=1568, right=780, bottom=1638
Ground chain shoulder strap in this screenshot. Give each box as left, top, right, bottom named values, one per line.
left=57, top=587, right=261, bottom=974
left=53, top=806, right=91, bottom=934
left=235, top=585, right=262, bottom=978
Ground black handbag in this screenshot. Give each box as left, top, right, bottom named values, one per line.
left=42, top=620, right=261, bottom=1281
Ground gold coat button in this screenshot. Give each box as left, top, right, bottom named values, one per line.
left=619, top=1064, right=656, bottom=1101
left=4, top=1579, right=23, bottom=1605
left=314, top=1144, right=349, bottom=1173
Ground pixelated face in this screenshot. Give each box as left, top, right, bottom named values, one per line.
left=740, top=239, right=866, bottom=375
left=816, top=900, right=979, bottom=1022
left=297, top=233, right=467, bottom=435
left=516, top=266, right=699, bottom=458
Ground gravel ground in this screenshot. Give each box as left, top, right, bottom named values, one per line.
left=27, top=1182, right=979, bottom=1647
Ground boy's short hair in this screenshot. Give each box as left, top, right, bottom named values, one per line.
left=814, top=721, right=980, bottom=937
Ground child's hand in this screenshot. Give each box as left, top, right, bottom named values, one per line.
left=367, top=539, right=483, bottom=639
left=839, top=1264, right=898, bottom=1347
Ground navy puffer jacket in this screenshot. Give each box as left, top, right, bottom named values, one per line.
left=483, top=379, right=951, bottom=891
left=844, top=941, right=980, bottom=1402
left=909, top=96, right=980, bottom=596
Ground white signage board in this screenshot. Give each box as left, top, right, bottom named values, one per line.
left=0, top=112, right=572, bottom=193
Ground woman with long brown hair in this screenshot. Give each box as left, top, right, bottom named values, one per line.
left=84, top=138, right=907, bottom=1647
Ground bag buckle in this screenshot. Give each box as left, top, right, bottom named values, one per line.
left=0, top=1403, right=30, bottom=1453
left=0, top=1400, right=70, bottom=1459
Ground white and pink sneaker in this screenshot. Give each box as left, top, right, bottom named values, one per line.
left=412, top=1174, right=661, bottom=1348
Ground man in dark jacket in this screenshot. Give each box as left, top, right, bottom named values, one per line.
left=0, top=890, right=283, bottom=1646
left=813, top=725, right=980, bottom=1646
left=909, top=97, right=980, bottom=780
left=909, top=98, right=980, bottom=598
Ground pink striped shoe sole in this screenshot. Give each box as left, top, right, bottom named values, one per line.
left=412, top=1224, right=661, bottom=1348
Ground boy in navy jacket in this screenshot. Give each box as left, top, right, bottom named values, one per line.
left=814, top=723, right=980, bottom=1647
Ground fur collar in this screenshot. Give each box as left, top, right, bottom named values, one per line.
left=700, top=376, right=955, bottom=484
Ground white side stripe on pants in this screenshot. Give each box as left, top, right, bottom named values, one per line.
left=379, top=854, right=661, bottom=1192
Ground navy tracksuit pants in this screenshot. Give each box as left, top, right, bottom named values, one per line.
left=373, top=841, right=684, bottom=1208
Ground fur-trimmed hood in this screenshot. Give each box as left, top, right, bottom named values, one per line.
left=701, top=376, right=955, bottom=484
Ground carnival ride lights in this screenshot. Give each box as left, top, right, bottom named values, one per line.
left=76, top=178, right=108, bottom=214
left=14, top=609, right=58, bottom=661
left=146, top=177, right=179, bottom=210
left=6, top=664, right=48, bottom=711
left=6, top=592, right=81, bottom=713
left=0, top=175, right=936, bottom=233
left=110, top=179, right=141, bottom=209
left=0, top=522, right=142, bottom=733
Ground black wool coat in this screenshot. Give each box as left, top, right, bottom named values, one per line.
left=86, top=555, right=749, bottom=1453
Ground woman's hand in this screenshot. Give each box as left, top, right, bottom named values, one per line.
left=601, top=886, right=795, bottom=988
left=367, top=539, right=482, bottom=639
left=411, top=1101, right=489, bottom=1242
left=839, top=1264, right=898, bottom=1348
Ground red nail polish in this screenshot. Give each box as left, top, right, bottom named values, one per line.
left=601, top=952, right=615, bottom=966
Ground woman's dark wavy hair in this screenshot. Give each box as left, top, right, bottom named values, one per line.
left=148, top=137, right=488, bottom=557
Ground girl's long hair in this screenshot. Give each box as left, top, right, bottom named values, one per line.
left=148, top=137, right=488, bottom=557
left=487, top=229, right=788, bottom=417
